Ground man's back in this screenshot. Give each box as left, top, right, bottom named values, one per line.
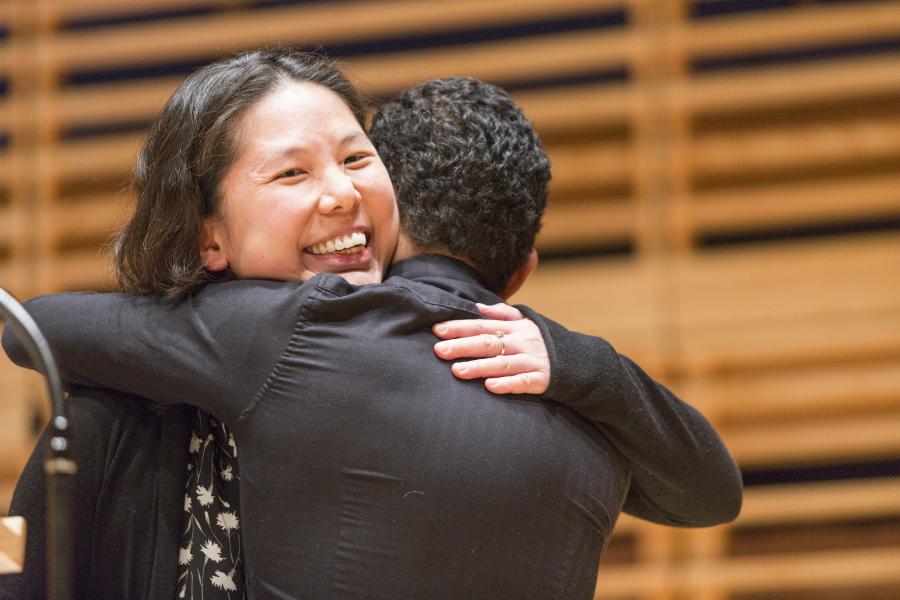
left=239, top=256, right=627, bottom=598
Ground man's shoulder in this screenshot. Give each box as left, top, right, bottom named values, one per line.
left=312, top=273, right=482, bottom=322
left=186, top=278, right=317, bottom=329
left=193, top=277, right=310, bottom=305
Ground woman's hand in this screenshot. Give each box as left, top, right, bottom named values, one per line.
left=433, top=302, right=550, bottom=395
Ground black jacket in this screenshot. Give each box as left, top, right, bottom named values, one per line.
left=2, top=255, right=741, bottom=599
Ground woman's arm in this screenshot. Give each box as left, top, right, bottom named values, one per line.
left=433, top=304, right=743, bottom=528
left=1, top=280, right=309, bottom=424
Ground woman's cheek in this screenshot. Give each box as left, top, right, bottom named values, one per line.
left=359, top=179, right=396, bottom=219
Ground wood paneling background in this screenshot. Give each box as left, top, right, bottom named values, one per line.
left=1, top=1, right=899, bottom=598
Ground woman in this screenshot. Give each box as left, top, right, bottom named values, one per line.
left=130, top=48, right=397, bottom=600
left=1, top=49, right=553, bottom=599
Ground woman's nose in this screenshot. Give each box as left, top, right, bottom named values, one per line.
left=318, top=169, right=361, bottom=214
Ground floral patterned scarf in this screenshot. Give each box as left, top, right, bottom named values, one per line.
left=178, top=409, right=245, bottom=599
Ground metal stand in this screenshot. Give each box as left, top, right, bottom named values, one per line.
left=0, top=288, right=74, bottom=600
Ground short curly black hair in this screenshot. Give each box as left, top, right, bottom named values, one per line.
left=370, top=77, right=550, bottom=294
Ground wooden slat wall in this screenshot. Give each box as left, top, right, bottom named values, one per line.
left=1, top=1, right=899, bottom=598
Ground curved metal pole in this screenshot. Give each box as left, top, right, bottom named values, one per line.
left=0, top=288, right=73, bottom=600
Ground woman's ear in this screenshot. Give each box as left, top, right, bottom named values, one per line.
left=199, top=219, right=230, bottom=272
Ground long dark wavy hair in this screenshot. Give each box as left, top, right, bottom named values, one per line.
left=114, top=48, right=367, bottom=300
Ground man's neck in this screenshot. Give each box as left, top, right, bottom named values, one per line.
left=393, top=234, right=476, bottom=270
left=392, top=233, right=535, bottom=300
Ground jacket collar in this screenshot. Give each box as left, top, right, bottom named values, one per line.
left=385, top=254, right=502, bottom=305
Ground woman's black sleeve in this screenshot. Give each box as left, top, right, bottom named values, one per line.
left=1, top=280, right=307, bottom=425
left=518, top=306, right=743, bottom=527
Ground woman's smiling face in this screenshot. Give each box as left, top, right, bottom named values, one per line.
left=201, top=80, right=399, bottom=286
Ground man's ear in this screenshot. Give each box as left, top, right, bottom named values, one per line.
left=199, top=219, right=230, bottom=272
left=501, top=248, right=538, bottom=300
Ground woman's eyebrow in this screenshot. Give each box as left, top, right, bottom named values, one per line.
left=339, top=131, right=368, bottom=146
left=269, top=144, right=307, bottom=160
left=265, top=132, right=367, bottom=163
left=255, top=145, right=309, bottom=172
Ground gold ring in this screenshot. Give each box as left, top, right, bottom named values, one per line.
left=495, top=330, right=505, bottom=356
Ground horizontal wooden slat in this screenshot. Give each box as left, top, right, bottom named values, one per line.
left=675, top=235, right=900, bottom=329
left=681, top=308, right=900, bottom=373
left=49, top=0, right=624, bottom=71
left=0, top=264, right=28, bottom=300
left=0, top=42, right=10, bottom=77
left=598, top=547, right=900, bottom=598
left=515, top=84, right=635, bottom=131
left=724, top=412, right=900, bottom=467
left=548, top=142, right=631, bottom=193
left=693, top=116, right=900, bottom=177
left=516, top=258, right=657, bottom=335
left=51, top=133, right=142, bottom=180
left=55, top=77, right=179, bottom=128
left=679, top=232, right=900, bottom=283
left=683, top=360, right=900, bottom=423
left=539, top=198, right=634, bottom=250
left=685, top=2, right=900, bottom=58
left=595, top=563, right=669, bottom=598
left=0, top=99, right=10, bottom=132
left=690, top=173, right=900, bottom=233
left=737, top=478, right=900, bottom=526
left=40, top=249, right=115, bottom=293
left=0, top=206, right=19, bottom=242
left=682, top=53, right=900, bottom=114
left=44, top=195, right=131, bottom=241
left=684, top=547, right=900, bottom=592
left=351, top=30, right=634, bottom=96
left=685, top=285, right=900, bottom=338
left=0, top=3, right=11, bottom=29
left=0, top=152, right=11, bottom=186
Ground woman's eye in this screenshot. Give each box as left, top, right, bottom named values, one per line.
left=276, top=168, right=306, bottom=179
left=345, top=153, right=368, bottom=166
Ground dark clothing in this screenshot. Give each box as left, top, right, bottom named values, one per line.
left=1, top=390, right=190, bottom=600
left=3, top=255, right=741, bottom=599
left=1, top=397, right=244, bottom=600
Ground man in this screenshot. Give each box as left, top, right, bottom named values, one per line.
left=3, top=77, right=740, bottom=599
left=372, top=77, right=741, bottom=528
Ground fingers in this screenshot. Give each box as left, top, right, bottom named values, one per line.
left=475, top=302, right=525, bottom=321
left=451, top=355, right=550, bottom=394
left=433, top=319, right=512, bottom=341
left=435, top=332, right=506, bottom=360
left=485, top=372, right=549, bottom=395
left=433, top=303, right=551, bottom=396
left=432, top=303, right=525, bottom=340
left=450, top=354, right=546, bottom=382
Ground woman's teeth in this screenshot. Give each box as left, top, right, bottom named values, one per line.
left=307, top=232, right=367, bottom=255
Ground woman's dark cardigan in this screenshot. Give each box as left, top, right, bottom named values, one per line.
left=0, top=389, right=190, bottom=600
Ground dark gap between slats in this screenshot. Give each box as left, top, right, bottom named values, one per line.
left=742, top=457, right=900, bottom=487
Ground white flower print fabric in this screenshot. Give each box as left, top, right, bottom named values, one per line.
left=178, top=409, right=245, bottom=599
